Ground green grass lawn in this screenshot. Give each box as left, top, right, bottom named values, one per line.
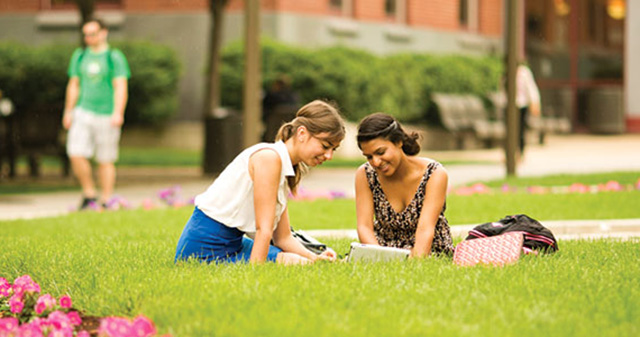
left=1, top=208, right=638, bottom=337
left=290, top=191, right=640, bottom=229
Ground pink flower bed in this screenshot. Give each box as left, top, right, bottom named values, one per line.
left=0, top=275, right=167, bottom=337
left=450, top=178, right=640, bottom=196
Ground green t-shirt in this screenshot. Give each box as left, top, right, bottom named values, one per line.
left=67, top=47, right=131, bottom=115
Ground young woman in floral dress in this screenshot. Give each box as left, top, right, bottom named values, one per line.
left=355, top=113, right=454, bottom=257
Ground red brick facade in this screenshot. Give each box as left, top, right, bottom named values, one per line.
left=0, top=0, right=503, bottom=36
left=124, top=0, right=207, bottom=12
left=353, top=0, right=389, bottom=22
left=479, top=0, right=503, bottom=36
left=408, top=0, right=459, bottom=30
left=0, top=0, right=40, bottom=12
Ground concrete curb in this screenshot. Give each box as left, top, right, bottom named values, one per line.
left=303, top=218, right=640, bottom=241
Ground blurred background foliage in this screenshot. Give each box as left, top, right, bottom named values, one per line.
left=0, top=40, right=181, bottom=126
left=221, top=39, right=503, bottom=122
left=0, top=38, right=501, bottom=125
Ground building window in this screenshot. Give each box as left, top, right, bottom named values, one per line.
left=460, top=0, right=469, bottom=27
left=385, top=0, right=397, bottom=17
left=329, top=0, right=343, bottom=10
left=49, top=0, right=123, bottom=9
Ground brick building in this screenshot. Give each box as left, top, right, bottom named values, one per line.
left=0, top=0, right=503, bottom=122
left=0, top=0, right=637, bottom=133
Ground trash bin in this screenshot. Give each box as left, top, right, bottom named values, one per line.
left=203, top=108, right=243, bottom=174
left=586, top=87, right=625, bottom=134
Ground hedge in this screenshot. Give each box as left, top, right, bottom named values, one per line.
left=0, top=40, right=180, bottom=126
left=221, top=39, right=502, bottom=122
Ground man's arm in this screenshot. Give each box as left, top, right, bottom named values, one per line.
left=111, top=77, right=128, bottom=127
left=62, top=77, right=80, bottom=130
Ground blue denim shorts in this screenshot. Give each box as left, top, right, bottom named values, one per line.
left=175, top=207, right=282, bottom=263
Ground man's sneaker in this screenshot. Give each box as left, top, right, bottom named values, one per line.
left=79, top=197, right=98, bottom=211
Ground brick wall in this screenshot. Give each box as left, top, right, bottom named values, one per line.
left=353, top=0, right=388, bottom=22
left=409, top=0, right=459, bottom=30
left=0, top=0, right=503, bottom=36
left=124, top=0, right=207, bottom=12
left=479, top=0, right=503, bottom=36
left=276, top=0, right=328, bottom=14
left=0, top=0, right=40, bottom=12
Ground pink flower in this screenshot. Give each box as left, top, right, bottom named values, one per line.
left=59, top=295, right=72, bottom=309
left=35, top=293, right=57, bottom=315
left=77, top=331, right=91, bottom=337
left=0, top=277, right=11, bottom=297
left=67, top=311, right=82, bottom=326
left=99, top=317, right=133, bottom=337
left=470, top=183, right=490, bottom=194
left=16, top=322, right=45, bottom=337
left=13, top=275, right=41, bottom=295
left=600, top=180, right=623, bottom=192
left=9, top=295, right=24, bottom=314
left=568, top=183, right=589, bottom=193
left=132, top=315, right=157, bottom=337
left=47, top=327, right=73, bottom=337
left=46, top=311, right=72, bottom=331
left=0, top=317, right=19, bottom=333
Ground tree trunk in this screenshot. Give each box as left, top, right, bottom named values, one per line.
left=202, top=0, right=231, bottom=174
left=73, top=0, right=95, bottom=45
left=204, top=0, right=228, bottom=117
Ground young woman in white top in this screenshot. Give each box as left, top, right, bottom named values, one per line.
left=175, top=100, right=345, bottom=264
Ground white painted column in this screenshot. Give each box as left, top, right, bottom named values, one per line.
left=343, top=0, right=353, bottom=17
left=469, top=0, right=479, bottom=32
left=625, top=1, right=640, bottom=121
left=396, top=0, right=407, bottom=24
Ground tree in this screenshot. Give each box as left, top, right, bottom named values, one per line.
left=73, top=0, right=95, bottom=25
left=203, top=0, right=229, bottom=118
left=202, top=0, right=232, bottom=174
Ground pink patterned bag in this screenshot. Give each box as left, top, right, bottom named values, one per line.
left=453, top=232, right=524, bottom=267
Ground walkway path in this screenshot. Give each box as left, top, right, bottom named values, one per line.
left=1, top=134, right=639, bottom=240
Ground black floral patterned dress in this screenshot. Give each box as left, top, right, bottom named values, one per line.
left=365, top=161, right=454, bottom=255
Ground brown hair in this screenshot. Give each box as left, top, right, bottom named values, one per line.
left=276, top=100, right=345, bottom=192
left=83, top=18, right=107, bottom=30
left=356, top=113, right=421, bottom=155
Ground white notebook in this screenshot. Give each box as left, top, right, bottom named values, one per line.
left=346, top=242, right=411, bottom=263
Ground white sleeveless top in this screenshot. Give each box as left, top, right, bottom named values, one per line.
left=194, top=141, right=295, bottom=235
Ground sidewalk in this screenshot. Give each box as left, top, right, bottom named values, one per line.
left=1, top=134, right=640, bottom=240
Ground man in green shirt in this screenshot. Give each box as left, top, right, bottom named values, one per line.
left=62, top=18, right=130, bottom=210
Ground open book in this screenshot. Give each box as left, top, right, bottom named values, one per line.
left=346, top=242, right=410, bottom=263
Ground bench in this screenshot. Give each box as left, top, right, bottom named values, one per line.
left=487, top=91, right=571, bottom=145
left=0, top=101, right=69, bottom=179
left=431, top=93, right=505, bottom=149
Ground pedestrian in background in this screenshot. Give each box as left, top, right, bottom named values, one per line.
left=62, top=18, right=130, bottom=210
left=516, top=61, right=541, bottom=160
left=261, top=75, right=300, bottom=142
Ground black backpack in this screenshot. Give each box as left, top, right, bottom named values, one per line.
left=465, top=214, right=559, bottom=253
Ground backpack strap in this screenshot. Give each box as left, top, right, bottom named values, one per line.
left=75, top=47, right=116, bottom=78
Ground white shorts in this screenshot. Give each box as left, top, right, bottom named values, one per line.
left=66, top=107, right=121, bottom=163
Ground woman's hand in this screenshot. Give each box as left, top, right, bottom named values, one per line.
left=276, top=252, right=312, bottom=265
left=315, top=248, right=337, bottom=262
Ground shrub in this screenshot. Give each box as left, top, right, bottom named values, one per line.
left=220, top=39, right=502, bottom=123
left=113, top=40, right=181, bottom=125
left=0, top=40, right=181, bottom=126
